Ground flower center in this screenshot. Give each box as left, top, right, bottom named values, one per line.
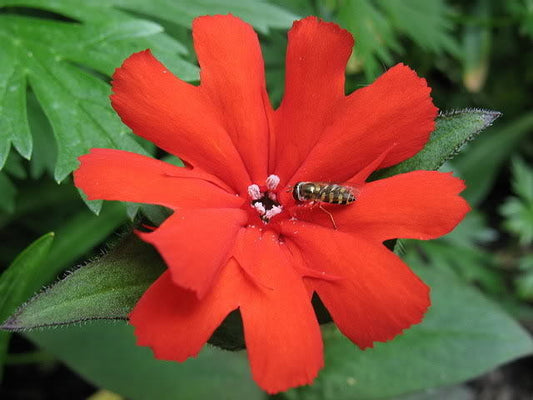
left=248, top=175, right=283, bottom=223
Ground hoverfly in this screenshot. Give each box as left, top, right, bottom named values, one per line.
left=292, top=182, right=357, bottom=229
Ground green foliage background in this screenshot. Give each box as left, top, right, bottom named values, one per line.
left=0, top=0, right=532, bottom=399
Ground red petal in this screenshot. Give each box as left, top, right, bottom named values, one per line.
left=303, top=171, right=469, bottom=241
left=291, top=64, right=438, bottom=183
left=74, top=149, right=243, bottom=209
left=130, top=267, right=242, bottom=361
left=272, top=17, right=354, bottom=181
left=282, top=222, right=430, bottom=349
left=193, top=15, right=270, bottom=183
left=234, top=228, right=323, bottom=394
left=138, top=210, right=247, bottom=298
left=344, top=171, right=469, bottom=241
left=111, top=50, right=250, bottom=192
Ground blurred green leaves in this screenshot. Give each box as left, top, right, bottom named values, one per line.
left=337, top=0, right=459, bottom=79
left=462, top=0, right=492, bottom=93
left=500, top=158, right=533, bottom=245
left=27, top=322, right=263, bottom=400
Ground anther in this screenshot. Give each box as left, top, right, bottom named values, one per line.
left=266, top=174, right=281, bottom=190
left=265, top=205, right=283, bottom=220
left=252, top=202, right=266, bottom=215
left=247, top=184, right=262, bottom=200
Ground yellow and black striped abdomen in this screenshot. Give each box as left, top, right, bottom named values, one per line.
left=293, top=182, right=356, bottom=205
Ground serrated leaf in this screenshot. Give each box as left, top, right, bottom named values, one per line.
left=286, top=258, right=533, bottom=400
left=1, top=236, right=164, bottom=330
left=510, top=157, right=533, bottom=203
left=26, top=322, right=262, bottom=400
left=0, top=49, right=31, bottom=167
left=27, top=91, right=56, bottom=179
left=0, top=0, right=199, bottom=180
left=113, top=0, right=298, bottom=34
left=380, top=0, right=460, bottom=56
left=0, top=233, right=54, bottom=379
left=374, top=109, right=501, bottom=180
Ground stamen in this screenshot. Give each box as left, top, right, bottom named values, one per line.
left=265, top=205, right=283, bottom=220
left=247, top=184, right=262, bottom=200
left=252, top=202, right=266, bottom=215
left=248, top=178, right=283, bottom=222
left=266, top=174, right=280, bottom=190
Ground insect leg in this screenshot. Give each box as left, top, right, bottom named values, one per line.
left=319, top=204, right=337, bottom=230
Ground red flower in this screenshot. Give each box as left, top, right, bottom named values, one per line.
left=74, top=15, right=469, bottom=393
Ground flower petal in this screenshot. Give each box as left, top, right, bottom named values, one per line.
left=111, top=50, right=250, bottom=192
left=74, top=149, right=244, bottom=209
left=272, top=17, right=354, bottom=181
left=193, top=15, right=270, bottom=183
left=130, top=267, right=241, bottom=361
left=291, top=64, right=438, bottom=183
left=138, top=210, right=247, bottom=298
left=234, top=228, right=323, bottom=394
left=341, top=171, right=470, bottom=241
left=299, top=171, right=469, bottom=241
left=282, top=222, right=430, bottom=349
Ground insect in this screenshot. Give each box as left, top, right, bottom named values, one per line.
left=292, top=182, right=357, bottom=229
left=292, top=182, right=356, bottom=205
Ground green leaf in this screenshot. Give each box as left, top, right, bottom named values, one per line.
left=40, top=202, right=129, bottom=287
left=454, top=112, right=533, bottom=205
left=4, top=150, right=27, bottom=179
left=380, top=0, right=460, bottom=56
left=0, top=233, right=54, bottom=379
left=516, top=255, right=533, bottom=301
left=26, top=322, right=262, bottom=400
left=1, top=228, right=241, bottom=351
left=337, top=0, right=459, bottom=79
left=374, top=109, right=501, bottom=179
left=0, top=172, right=16, bottom=213
left=337, top=0, right=400, bottom=79
left=0, top=233, right=55, bottom=323
left=462, top=0, right=492, bottom=93
left=0, top=45, right=31, bottom=168
left=509, top=157, right=533, bottom=203
left=114, top=0, right=298, bottom=34
left=1, top=236, right=163, bottom=330
left=500, top=159, right=533, bottom=245
left=0, top=0, right=199, bottom=181
left=27, top=91, right=56, bottom=179
left=516, top=271, right=533, bottom=302
left=286, top=258, right=533, bottom=399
